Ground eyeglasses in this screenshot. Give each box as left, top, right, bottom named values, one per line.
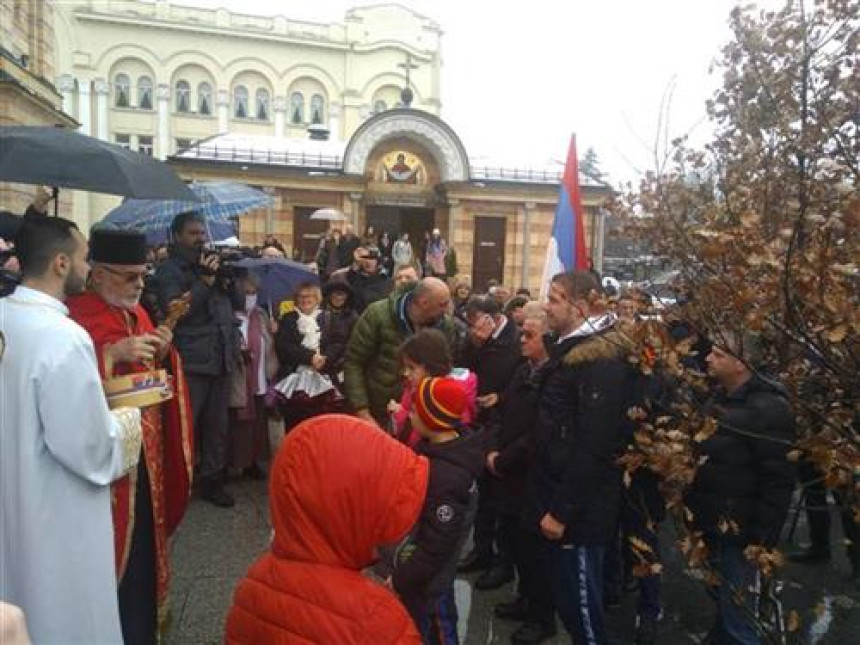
left=100, top=265, right=147, bottom=284
left=521, top=330, right=539, bottom=339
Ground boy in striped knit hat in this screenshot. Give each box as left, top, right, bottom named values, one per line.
left=392, top=376, right=485, bottom=645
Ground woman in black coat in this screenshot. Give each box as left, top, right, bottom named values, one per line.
left=274, top=282, right=343, bottom=430
left=319, top=282, right=359, bottom=390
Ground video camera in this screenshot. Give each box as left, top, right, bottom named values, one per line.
left=197, top=247, right=249, bottom=281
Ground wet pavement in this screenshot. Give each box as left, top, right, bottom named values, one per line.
left=166, top=478, right=859, bottom=644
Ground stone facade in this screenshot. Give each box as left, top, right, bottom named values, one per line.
left=49, top=0, right=441, bottom=228
left=170, top=110, right=613, bottom=294
left=53, top=0, right=441, bottom=157
left=0, top=0, right=76, bottom=214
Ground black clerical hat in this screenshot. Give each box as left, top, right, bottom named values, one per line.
left=89, top=229, right=147, bottom=265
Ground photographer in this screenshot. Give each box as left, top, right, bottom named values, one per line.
left=328, top=245, right=391, bottom=314
left=155, top=211, right=243, bottom=508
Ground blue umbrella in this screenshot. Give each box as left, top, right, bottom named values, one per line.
left=234, top=257, right=319, bottom=313
left=102, top=180, right=271, bottom=234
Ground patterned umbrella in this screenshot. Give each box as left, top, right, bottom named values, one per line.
left=102, top=180, right=271, bottom=233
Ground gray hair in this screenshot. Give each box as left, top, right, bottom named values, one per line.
left=521, top=301, right=548, bottom=330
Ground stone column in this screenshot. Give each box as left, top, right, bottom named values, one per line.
left=77, top=78, right=92, bottom=136
left=156, top=83, right=171, bottom=159
left=57, top=74, right=76, bottom=118
left=328, top=102, right=342, bottom=141
left=522, top=201, right=536, bottom=290
left=93, top=78, right=110, bottom=141
left=593, top=208, right=607, bottom=274
left=217, top=89, right=230, bottom=133
left=348, top=192, right=363, bottom=229
left=264, top=187, right=276, bottom=235
left=273, top=96, right=287, bottom=138
left=447, top=198, right=460, bottom=251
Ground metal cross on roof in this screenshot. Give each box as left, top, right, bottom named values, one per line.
left=397, top=54, right=418, bottom=107
left=397, top=54, right=418, bottom=87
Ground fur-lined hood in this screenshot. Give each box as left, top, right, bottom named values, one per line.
left=563, top=323, right=635, bottom=367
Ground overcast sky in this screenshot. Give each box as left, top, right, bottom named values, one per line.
left=178, top=0, right=779, bottom=186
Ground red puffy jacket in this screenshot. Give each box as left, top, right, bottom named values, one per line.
left=225, top=415, right=429, bottom=644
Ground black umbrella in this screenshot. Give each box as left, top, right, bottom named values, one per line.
left=0, top=211, right=23, bottom=241
left=0, top=126, right=197, bottom=215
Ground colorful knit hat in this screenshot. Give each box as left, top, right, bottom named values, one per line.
left=414, top=376, right=467, bottom=433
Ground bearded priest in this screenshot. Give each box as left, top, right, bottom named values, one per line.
left=68, top=229, right=194, bottom=645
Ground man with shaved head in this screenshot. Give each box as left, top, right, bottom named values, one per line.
left=344, top=277, right=458, bottom=425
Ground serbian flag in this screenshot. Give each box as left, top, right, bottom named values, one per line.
left=540, top=134, right=590, bottom=299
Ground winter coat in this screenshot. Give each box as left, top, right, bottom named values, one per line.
left=528, top=325, right=638, bottom=545
left=393, top=429, right=485, bottom=615
left=316, top=237, right=342, bottom=277
left=392, top=368, right=478, bottom=446
left=154, top=246, right=242, bottom=376
left=686, top=376, right=796, bottom=547
left=225, top=415, right=428, bottom=644
left=330, top=267, right=392, bottom=314
left=229, top=306, right=279, bottom=410
left=488, top=360, right=547, bottom=515
left=460, top=316, right=522, bottom=398
left=343, top=285, right=458, bottom=425
left=392, top=240, right=414, bottom=267
left=319, top=305, right=359, bottom=378
left=274, top=309, right=322, bottom=379
left=338, top=234, right=361, bottom=268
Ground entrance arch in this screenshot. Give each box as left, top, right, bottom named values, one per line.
left=343, top=109, right=471, bottom=182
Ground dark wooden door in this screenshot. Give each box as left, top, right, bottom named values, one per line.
left=292, top=206, right=329, bottom=263
left=472, top=217, right=506, bottom=291
left=366, top=206, right=401, bottom=241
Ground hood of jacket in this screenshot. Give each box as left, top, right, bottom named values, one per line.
left=561, top=319, right=634, bottom=367
left=269, top=414, right=429, bottom=570
left=323, top=280, right=356, bottom=311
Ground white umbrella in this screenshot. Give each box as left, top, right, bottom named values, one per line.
left=310, top=208, right=346, bottom=222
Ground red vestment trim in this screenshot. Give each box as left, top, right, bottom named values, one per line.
left=67, top=291, right=194, bottom=615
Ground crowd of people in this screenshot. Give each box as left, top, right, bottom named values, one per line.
left=0, top=203, right=854, bottom=645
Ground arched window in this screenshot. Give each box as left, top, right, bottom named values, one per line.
left=290, top=92, right=304, bottom=124
left=198, top=82, right=212, bottom=115
left=114, top=73, right=130, bottom=108
left=373, top=99, right=387, bottom=114
left=255, top=88, right=270, bottom=121
left=234, top=85, right=248, bottom=119
left=137, top=76, right=153, bottom=110
left=311, top=94, right=325, bottom=125
left=175, top=80, right=190, bottom=113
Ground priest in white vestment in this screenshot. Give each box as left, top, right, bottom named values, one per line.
left=0, top=217, right=142, bottom=644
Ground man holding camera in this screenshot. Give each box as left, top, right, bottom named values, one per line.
left=156, top=212, right=243, bottom=507
left=329, top=245, right=391, bottom=314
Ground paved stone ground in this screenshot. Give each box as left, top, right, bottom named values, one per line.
left=166, top=478, right=859, bottom=644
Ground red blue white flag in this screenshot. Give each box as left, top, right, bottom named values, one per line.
left=540, top=134, right=590, bottom=298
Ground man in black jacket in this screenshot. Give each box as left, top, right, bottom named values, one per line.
left=530, top=270, right=634, bottom=644
left=688, top=336, right=796, bottom=644
left=329, top=245, right=391, bottom=313
left=458, top=294, right=523, bottom=589
left=487, top=304, right=556, bottom=644
left=156, top=212, right=242, bottom=507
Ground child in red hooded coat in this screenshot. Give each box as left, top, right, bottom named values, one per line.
left=225, top=415, right=429, bottom=644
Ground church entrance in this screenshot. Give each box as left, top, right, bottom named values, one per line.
left=365, top=205, right=434, bottom=256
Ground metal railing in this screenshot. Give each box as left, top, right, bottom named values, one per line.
left=180, top=143, right=343, bottom=169
left=470, top=166, right=562, bottom=183
left=178, top=143, right=581, bottom=185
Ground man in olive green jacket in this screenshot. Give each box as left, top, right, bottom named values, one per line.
left=344, top=277, right=457, bottom=425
